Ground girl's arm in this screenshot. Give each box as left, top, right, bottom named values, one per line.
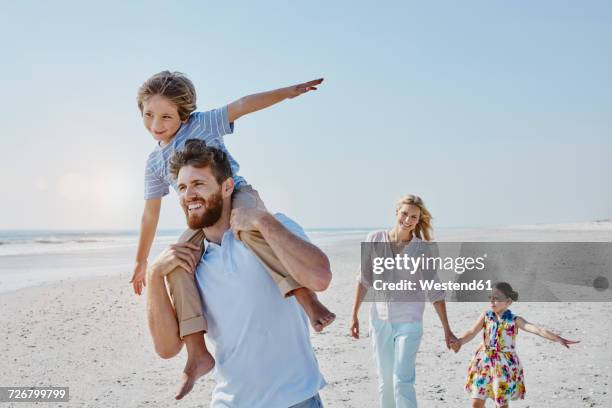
left=227, top=78, right=323, bottom=122
left=130, top=198, right=162, bottom=295
left=516, top=316, right=580, bottom=348
left=350, top=281, right=368, bottom=339
left=458, top=312, right=486, bottom=346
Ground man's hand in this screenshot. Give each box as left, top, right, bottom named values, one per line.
left=230, top=207, right=269, bottom=240
left=130, top=260, right=148, bottom=295
left=285, top=78, right=323, bottom=99
left=149, top=242, right=201, bottom=278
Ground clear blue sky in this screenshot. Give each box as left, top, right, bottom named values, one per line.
left=1, top=1, right=611, bottom=230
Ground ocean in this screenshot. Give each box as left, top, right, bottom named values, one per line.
left=0, top=228, right=371, bottom=293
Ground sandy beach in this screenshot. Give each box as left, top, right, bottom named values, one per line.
left=1, top=225, right=612, bottom=407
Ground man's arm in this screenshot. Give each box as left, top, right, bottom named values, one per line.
left=230, top=209, right=331, bottom=291
left=146, top=242, right=200, bottom=358
left=227, top=78, right=323, bottom=122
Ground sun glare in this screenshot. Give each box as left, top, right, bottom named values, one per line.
left=58, top=171, right=137, bottom=227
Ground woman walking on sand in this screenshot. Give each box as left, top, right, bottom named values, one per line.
left=350, top=194, right=459, bottom=408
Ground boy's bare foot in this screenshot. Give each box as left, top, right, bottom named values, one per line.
left=175, top=351, right=215, bottom=400
left=293, top=287, right=336, bottom=332
left=175, top=333, right=215, bottom=400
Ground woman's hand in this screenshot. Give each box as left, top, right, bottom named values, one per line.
left=350, top=316, right=360, bottom=339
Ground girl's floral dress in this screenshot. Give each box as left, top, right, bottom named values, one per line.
left=465, top=309, right=526, bottom=406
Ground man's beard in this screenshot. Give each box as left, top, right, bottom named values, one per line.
left=185, top=190, right=224, bottom=229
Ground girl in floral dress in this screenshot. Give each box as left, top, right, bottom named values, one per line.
left=455, top=282, right=579, bottom=407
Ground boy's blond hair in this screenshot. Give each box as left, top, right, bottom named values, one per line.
left=137, top=71, right=197, bottom=121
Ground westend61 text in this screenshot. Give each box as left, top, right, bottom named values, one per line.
left=372, top=253, right=487, bottom=274
left=373, top=279, right=493, bottom=292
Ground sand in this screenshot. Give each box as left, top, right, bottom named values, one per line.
left=1, top=225, right=611, bottom=407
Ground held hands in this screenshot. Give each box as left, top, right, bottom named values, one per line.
left=130, top=260, right=148, bottom=296
left=285, top=78, right=324, bottom=99
left=149, top=242, right=202, bottom=279
left=445, top=330, right=461, bottom=353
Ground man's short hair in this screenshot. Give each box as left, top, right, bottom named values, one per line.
left=169, top=139, right=233, bottom=184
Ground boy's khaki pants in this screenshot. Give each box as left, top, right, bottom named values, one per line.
left=165, top=185, right=302, bottom=338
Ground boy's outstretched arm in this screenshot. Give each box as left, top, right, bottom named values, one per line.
left=227, top=78, right=323, bottom=122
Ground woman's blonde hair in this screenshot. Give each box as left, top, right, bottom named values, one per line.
left=395, top=194, right=433, bottom=241
left=137, top=71, right=197, bottom=121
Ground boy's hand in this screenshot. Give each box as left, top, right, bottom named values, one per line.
left=130, top=261, right=148, bottom=296
left=286, top=78, right=323, bottom=99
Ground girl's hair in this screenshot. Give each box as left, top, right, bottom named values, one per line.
left=137, top=71, right=197, bottom=121
left=494, top=282, right=519, bottom=301
left=395, top=194, right=433, bottom=241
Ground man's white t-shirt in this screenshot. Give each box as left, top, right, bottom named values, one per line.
left=195, top=214, right=326, bottom=408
